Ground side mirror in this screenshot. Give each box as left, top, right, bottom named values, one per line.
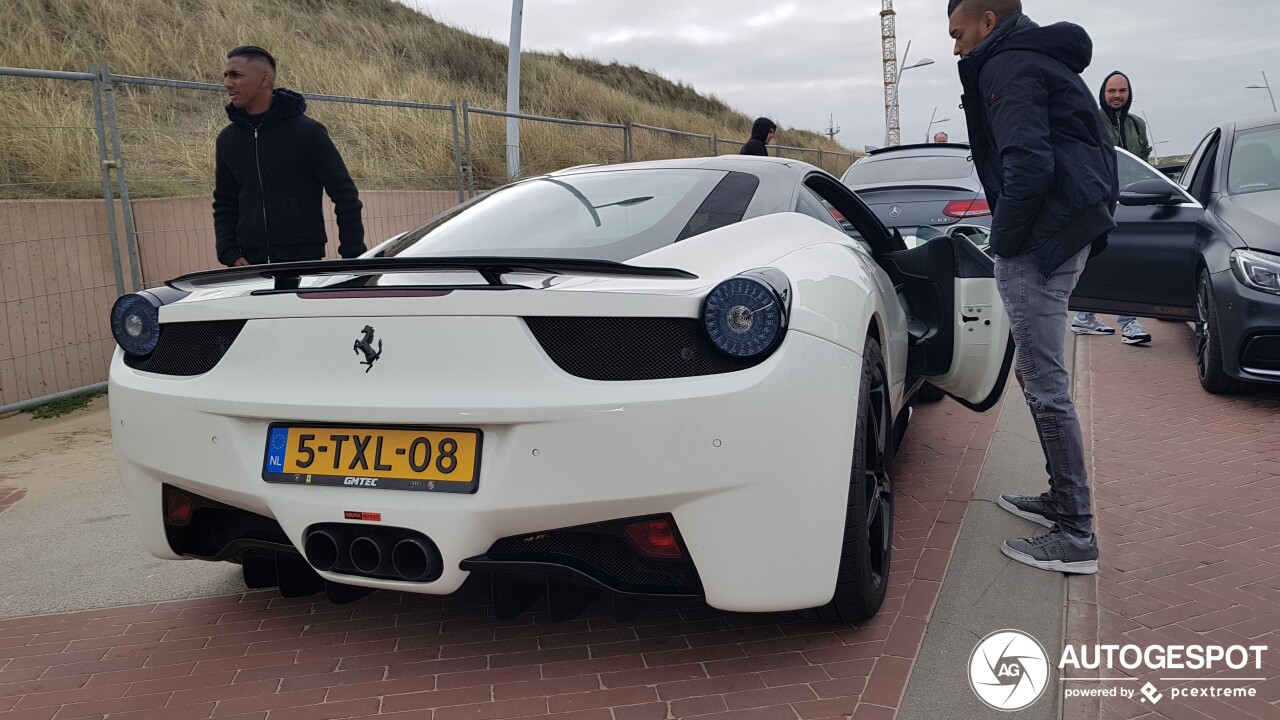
left=1119, top=179, right=1183, bottom=206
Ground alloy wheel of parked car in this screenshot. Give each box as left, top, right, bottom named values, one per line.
left=1197, top=269, right=1247, bottom=394
left=803, top=336, right=894, bottom=622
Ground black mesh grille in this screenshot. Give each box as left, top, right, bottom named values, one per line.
left=124, top=320, right=246, bottom=376
left=488, top=531, right=699, bottom=593
left=1241, top=335, right=1280, bottom=372
left=525, top=317, right=761, bottom=380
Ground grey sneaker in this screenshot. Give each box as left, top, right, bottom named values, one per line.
left=1001, top=526, right=1098, bottom=575
left=1071, top=314, right=1116, bottom=335
left=997, top=494, right=1058, bottom=528
left=1121, top=319, right=1152, bottom=345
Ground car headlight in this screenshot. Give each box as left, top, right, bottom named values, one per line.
left=110, top=292, right=163, bottom=356
left=1230, top=249, right=1280, bottom=296
left=701, top=270, right=790, bottom=359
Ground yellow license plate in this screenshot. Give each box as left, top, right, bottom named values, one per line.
left=262, top=424, right=481, bottom=493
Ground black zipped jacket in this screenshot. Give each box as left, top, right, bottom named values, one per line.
left=958, top=14, right=1118, bottom=272
left=213, top=89, right=365, bottom=266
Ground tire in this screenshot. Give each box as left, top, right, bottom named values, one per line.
left=1197, top=269, right=1247, bottom=394
left=918, top=381, right=946, bottom=403
left=802, top=337, right=894, bottom=622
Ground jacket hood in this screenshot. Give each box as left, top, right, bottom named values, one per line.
left=750, top=117, right=776, bottom=143
left=972, top=13, right=1093, bottom=75
left=1099, top=70, right=1133, bottom=125
left=225, top=88, right=307, bottom=125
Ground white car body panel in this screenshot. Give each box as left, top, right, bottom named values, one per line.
left=111, top=211, right=908, bottom=612
left=109, top=160, right=1007, bottom=614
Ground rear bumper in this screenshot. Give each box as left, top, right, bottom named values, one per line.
left=110, top=323, right=866, bottom=613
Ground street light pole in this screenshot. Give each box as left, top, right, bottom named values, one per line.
left=926, top=106, right=951, bottom=142
left=1246, top=70, right=1276, bottom=113
left=886, top=40, right=935, bottom=146
left=506, top=0, right=524, bottom=180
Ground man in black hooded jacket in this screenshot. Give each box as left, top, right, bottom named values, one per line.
left=214, top=46, right=365, bottom=267
left=947, top=0, right=1118, bottom=575
left=739, top=117, right=776, bottom=156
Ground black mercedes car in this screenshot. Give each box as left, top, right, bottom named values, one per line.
left=1071, top=114, right=1280, bottom=393
left=839, top=144, right=990, bottom=233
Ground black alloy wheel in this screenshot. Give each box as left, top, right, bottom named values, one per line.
left=803, top=336, right=894, bottom=622
left=1197, top=269, right=1246, bottom=394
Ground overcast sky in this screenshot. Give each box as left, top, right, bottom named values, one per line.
left=401, top=0, right=1280, bottom=156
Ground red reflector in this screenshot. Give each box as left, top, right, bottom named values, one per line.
left=943, top=199, right=992, bottom=218
left=164, top=488, right=194, bottom=525
left=623, top=519, right=682, bottom=558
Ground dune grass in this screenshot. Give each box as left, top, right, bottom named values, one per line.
left=0, top=0, right=857, bottom=199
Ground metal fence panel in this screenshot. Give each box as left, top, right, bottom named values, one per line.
left=0, top=67, right=126, bottom=409
left=628, top=122, right=714, bottom=162
left=463, top=106, right=626, bottom=192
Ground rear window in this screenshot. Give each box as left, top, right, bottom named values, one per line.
left=843, top=154, right=974, bottom=186
left=382, top=169, right=753, bottom=262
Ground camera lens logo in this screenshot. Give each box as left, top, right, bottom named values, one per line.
left=969, top=630, right=1050, bottom=711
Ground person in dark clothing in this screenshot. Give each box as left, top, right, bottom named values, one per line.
left=1073, top=71, right=1154, bottom=344
left=947, top=0, right=1119, bottom=575
left=739, top=117, right=776, bottom=156
left=213, top=46, right=365, bottom=267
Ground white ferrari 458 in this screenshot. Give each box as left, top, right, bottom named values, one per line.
left=109, top=156, right=1012, bottom=622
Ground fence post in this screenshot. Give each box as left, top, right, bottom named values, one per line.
left=99, top=64, right=143, bottom=290
left=462, top=100, right=475, bottom=198
left=90, top=64, right=125, bottom=297
left=449, top=101, right=465, bottom=204
left=623, top=121, right=633, bottom=163
left=818, top=149, right=825, bottom=171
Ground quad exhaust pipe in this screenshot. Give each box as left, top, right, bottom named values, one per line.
left=302, top=525, right=442, bottom=582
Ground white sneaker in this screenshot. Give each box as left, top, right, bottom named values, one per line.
left=1071, top=314, right=1116, bottom=335
left=1121, top=320, right=1152, bottom=345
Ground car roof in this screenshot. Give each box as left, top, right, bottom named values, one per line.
left=1229, top=114, right=1280, bottom=133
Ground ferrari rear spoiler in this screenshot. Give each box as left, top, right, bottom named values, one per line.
left=167, top=256, right=699, bottom=292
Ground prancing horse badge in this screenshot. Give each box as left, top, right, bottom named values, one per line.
left=354, top=325, right=382, bottom=372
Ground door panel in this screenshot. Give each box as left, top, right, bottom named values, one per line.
left=881, top=236, right=1013, bottom=413
left=1071, top=150, right=1203, bottom=320
left=1071, top=203, right=1203, bottom=319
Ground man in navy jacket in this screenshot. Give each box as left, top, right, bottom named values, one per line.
left=947, top=0, right=1118, bottom=575
left=214, top=46, right=365, bottom=267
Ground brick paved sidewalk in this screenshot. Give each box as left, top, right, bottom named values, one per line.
left=1065, top=323, right=1280, bottom=720
left=0, top=399, right=997, bottom=720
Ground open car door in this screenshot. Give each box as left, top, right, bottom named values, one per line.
left=1071, top=148, right=1204, bottom=320
left=880, top=234, right=1014, bottom=413
left=805, top=172, right=1013, bottom=414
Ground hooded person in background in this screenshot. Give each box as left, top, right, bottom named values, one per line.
left=740, top=117, right=776, bottom=156
left=1098, top=71, right=1152, bottom=162
left=1072, top=70, right=1154, bottom=344
left=214, top=45, right=365, bottom=267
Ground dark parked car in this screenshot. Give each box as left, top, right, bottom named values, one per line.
left=1071, top=115, right=1280, bottom=393
left=839, top=144, right=990, bottom=232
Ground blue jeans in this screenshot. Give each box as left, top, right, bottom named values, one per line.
left=1075, top=312, right=1136, bottom=326
left=995, top=247, right=1094, bottom=537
